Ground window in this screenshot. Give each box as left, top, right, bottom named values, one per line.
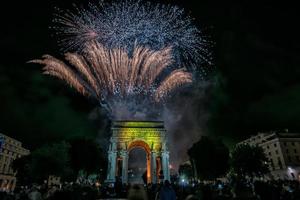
left=286, top=149, right=289, bottom=153
left=268, top=152, right=271, bottom=156
left=284, top=142, right=287, bottom=146
left=296, top=156, right=300, bottom=161
left=288, top=156, right=292, bottom=162
left=278, top=158, right=283, bottom=169
left=269, top=158, right=274, bottom=167
left=274, top=143, right=277, bottom=147
left=292, top=142, right=295, bottom=146
left=275, top=150, right=279, bottom=154
left=267, top=145, right=270, bottom=149
left=294, top=149, right=297, bottom=153
left=277, top=157, right=281, bottom=163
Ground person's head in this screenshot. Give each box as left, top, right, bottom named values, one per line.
left=164, top=180, right=171, bottom=187
left=127, top=184, right=148, bottom=200
left=31, top=184, right=38, bottom=191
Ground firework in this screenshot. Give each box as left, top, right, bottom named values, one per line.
left=30, top=0, right=212, bottom=119
left=52, top=0, right=211, bottom=70
left=29, top=41, right=192, bottom=118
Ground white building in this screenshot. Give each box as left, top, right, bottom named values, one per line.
left=0, top=133, right=30, bottom=191
left=238, top=132, right=300, bottom=181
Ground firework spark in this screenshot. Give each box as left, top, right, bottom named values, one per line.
left=30, top=0, right=212, bottom=119
left=29, top=41, right=192, bottom=118
left=52, top=0, right=211, bottom=71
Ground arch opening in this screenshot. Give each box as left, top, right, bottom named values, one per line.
left=128, top=140, right=151, bottom=183
left=128, top=147, right=147, bottom=184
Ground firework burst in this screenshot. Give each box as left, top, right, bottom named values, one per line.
left=30, top=0, right=212, bottom=119
left=29, top=41, right=192, bottom=118
left=52, top=0, right=211, bottom=71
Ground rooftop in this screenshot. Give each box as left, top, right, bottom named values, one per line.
left=112, top=121, right=164, bottom=128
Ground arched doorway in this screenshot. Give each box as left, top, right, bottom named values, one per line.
left=106, top=121, right=170, bottom=184
left=128, top=140, right=151, bottom=184
left=128, top=147, right=147, bottom=184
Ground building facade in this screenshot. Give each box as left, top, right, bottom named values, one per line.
left=238, top=132, right=300, bottom=180
left=0, top=133, right=30, bottom=191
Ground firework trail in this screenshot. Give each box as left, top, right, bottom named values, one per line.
left=30, top=41, right=192, bottom=118
left=52, top=0, right=211, bottom=72
left=30, top=0, right=211, bottom=119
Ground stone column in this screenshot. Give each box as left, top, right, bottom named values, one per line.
left=121, top=150, right=128, bottom=184
left=151, top=151, right=157, bottom=183
left=106, top=141, right=117, bottom=182
left=161, top=151, right=170, bottom=181
left=156, top=156, right=163, bottom=183
left=147, top=154, right=151, bottom=184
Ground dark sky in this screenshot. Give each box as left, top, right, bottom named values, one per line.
left=1, top=0, right=300, bottom=151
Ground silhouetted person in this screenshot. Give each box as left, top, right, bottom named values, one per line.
left=158, top=180, right=176, bottom=200
left=28, top=186, right=42, bottom=200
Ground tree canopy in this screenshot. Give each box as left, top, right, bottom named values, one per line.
left=12, top=138, right=107, bottom=185
left=230, top=144, right=269, bottom=178
left=188, top=136, right=229, bottom=180
left=69, top=138, right=107, bottom=178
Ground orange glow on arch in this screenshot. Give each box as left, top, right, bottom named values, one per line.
left=128, top=140, right=151, bottom=154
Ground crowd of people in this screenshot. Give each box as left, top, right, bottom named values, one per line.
left=1, top=179, right=300, bottom=200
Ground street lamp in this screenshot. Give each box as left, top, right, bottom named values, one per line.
left=287, top=166, right=296, bottom=180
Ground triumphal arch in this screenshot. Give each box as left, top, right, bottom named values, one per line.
left=106, top=121, right=170, bottom=184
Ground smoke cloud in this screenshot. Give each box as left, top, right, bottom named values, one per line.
left=162, top=81, right=212, bottom=170
left=92, top=81, right=213, bottom=172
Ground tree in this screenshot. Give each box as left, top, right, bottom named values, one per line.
left=68, top=138, right=107, bottom=180
left=12, top=155, right=32, bottom=186
left=178, top=163, right=193, bottom=181
left=188, top=136, right=229, bottom=180
left=29, top=141, right=72, bottom=183
left=230, top=144, right=269, bottom=178
left=13, top=139, right=107, bottom=184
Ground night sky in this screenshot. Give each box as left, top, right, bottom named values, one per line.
left=1, top=0, right=300, bottom=157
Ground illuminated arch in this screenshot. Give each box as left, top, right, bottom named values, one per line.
left=128, top=140, right=151, bottom=154
left=128, top=140, right=152, bottom=183
left=106, top=121, right=170, bottom=184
